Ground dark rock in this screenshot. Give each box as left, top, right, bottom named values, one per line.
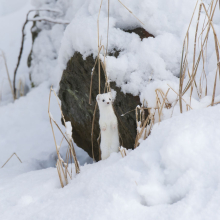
left=58, top=27, right=153, bottom=161
left=58, top=52, right=140, bottom=161
left=124, top=27, right=154, bottom=40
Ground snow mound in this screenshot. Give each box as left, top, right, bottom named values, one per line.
left=1, top=103, right=220, bottom=219
left=0, top=82, right=92, bottom=168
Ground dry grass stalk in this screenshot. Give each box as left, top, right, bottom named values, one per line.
left=89, top=0, right=146, bottom=156
left=119, top=146, right=127, bottom=158
left=134, top=0, right=220, bottom=148
left=134, top=84, right=194, bottom=148
left=0, top=50, right=15, bottom=100
left=17, top=79, right=25, bottom=97
left=179, top=0, right=220, bottom=110
left=1, top=152, right=22, bottom=168
left=118, top=0, right=145, bottom=26
left=134, top=104, right=156, bottom=149
left=48, top=86, right=80, bottom=187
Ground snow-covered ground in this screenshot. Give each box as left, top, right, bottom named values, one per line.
left=1, top=0, right=220, bottom=219
left=1, top=103, right=220, bottom=220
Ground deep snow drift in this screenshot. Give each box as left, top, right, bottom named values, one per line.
left=1, top=101, right=220, bottom=220
left=1, top=0, right=220, bottom=219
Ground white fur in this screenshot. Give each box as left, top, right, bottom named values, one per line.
left=96, top=91, right=119, bottom=160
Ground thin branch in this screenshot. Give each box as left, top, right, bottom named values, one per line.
left=29, top=17, right=69, bottom=25
left=0, top=51, right=15, bottom=100
left=1, top=153, right=22, bottom=168
left=13, top=8, right=64, bottom=98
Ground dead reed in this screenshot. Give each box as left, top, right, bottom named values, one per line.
left=179, top=0, right=220, bottom=109
left=0, top=50, right=15, bottom=100
left=1, top=152, right=22, bottom=168
left=89, top=0, right=144, bottom=157
left=119, top=146, right=127, bottom=158
left=48, top=86, right=80, bottom=187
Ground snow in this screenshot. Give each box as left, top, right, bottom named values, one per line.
left=0, top=0, right=38, bottom=106
left=1, top=103, right=220, bottom=219
left=55, top=0, right=220, bottom=108
left=0, top=82, right=92, bottom=168
left=1, top=0, right=220, bottom=219
left=0, top=0, right=29, bottom=17
left=56, top=0, right=199, bottom=92
left=65, top=121, right=72, bottom=141
left=27, top=0, right=220, bottom=108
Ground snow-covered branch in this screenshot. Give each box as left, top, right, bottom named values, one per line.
left=13, top=8, right=68, bottom=98
left=29, top=17, right=70, bottom=25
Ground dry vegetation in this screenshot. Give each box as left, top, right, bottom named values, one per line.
left=48, top=87, right=80, bottom=188
left=2, top=0, right=219, bottom=188
left=135, top=0, right=220, bottom=148
left=89, top=0, right=146, bottom=159
left=1, top=152, right=22, bottom=168
left=0, top=50, right=15, bottom=101
left=89, top=0, right=220, bottom=151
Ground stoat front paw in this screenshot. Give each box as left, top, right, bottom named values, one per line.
left=111, top=122, right=117, bottom=130
left=101, top=123, right=107, bottom=131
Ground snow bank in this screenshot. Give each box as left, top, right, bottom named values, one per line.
left=1, top=103, right=220, bottom=219
left=0, top=82, right=92, bottom=168
left=0, top=0, right=28, bottom=16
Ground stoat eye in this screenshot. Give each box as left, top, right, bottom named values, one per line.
left=102, top=99, right=105, bottom=102
left=109, top=98, right=111, bottom=101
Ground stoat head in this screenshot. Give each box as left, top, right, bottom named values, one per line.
left=96, top=90, right=116, bottom=107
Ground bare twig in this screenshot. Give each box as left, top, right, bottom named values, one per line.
left=1, top=153, right=22, bottom=168
left=29, top=17, right=69, bottom=25
left=0, top=51, right=15, bottom=100
left=48, top=86, right=80, bottom=187
left=13, top=8, right=65, bottom=98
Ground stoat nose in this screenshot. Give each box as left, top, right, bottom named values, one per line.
left=107, top=102, right=109, bottom=104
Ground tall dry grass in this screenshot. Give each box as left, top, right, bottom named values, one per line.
left=48, top=86, right=80, bottom=187
left=0, top=50, right=15, bottom=101
left=89, top=0, right=144, bottom=158
left=179, top=0, right=220, bottom=109
left=134, top=0, right=220, bottom=147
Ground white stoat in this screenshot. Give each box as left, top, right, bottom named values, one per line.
left=96, top=91, right=119, bottom=160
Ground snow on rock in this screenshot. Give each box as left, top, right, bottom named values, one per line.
left=1, top=0, right=220, bottom=219
left=29, top=0, right=220, bottom=112
left=55, top=0, right=220, bottom=109
left=29, top=0, right=198, bottom=89
left=55, top=0, right=201, bottom=91
left=29, top=0, right=73, bottom=86
left=1, top=103, right=220, bottom=219
left=65, top=121, right=72, bottom=141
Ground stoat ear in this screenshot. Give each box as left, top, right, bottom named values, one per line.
left=96, top=94, right=101, bottom=101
